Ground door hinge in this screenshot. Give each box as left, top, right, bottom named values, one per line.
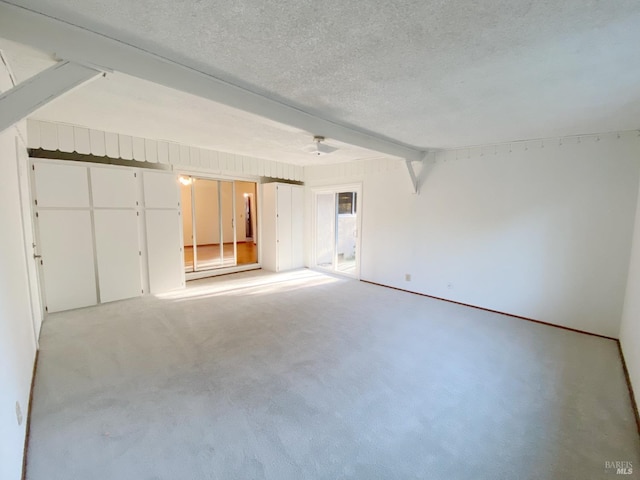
left=32, top=165, right=35, bottom=171
left=134, top=172, right=137, bottom=177
left=137, top=212, right=139, bottom=216
left=35, top=212, right=39, bottom=218
left=141, top=289, right=144, bottom=294
left=136, top=201, right=139, bottom=206
left=139, top=251, right=142, bottom=256
left=45, top=306, right=48, bottom=312
left=40, top=259, right=43, bottom=265
left=34, top=199, right=38, bottom=206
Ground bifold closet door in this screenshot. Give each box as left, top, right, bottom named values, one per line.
left=276, top=184, right=292, bottom=271
left=291, top=186, right=304, bottom=268
left=33, top=161, right=96, bottom=312
left=145, top=210, right=183, bottom=293
left=94, top=210, right=141, bottom=303
left=90, top=167, right=138, bottom=208
left=37, top=210, right=97, bottom=312
left=91, top=166, right=142, bottom=303
left=33, top=161, right=90, bottom=208
left=143, top=171, right=183, bottom=293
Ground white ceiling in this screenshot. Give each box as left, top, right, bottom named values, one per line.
left=0, top=39, right=387, bottom=165
left=3, top=0, right=640, bottom=154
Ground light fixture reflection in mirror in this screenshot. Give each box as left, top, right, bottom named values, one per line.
left=179, top=176, right=193, bottom=186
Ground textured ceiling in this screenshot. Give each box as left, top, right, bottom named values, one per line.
left=0, top=39, right=386, bottom=165
left=4, top=0, right=640, bottom=150
left=31, top=72, right=387, bottom=165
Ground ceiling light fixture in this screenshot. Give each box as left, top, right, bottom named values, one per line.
left=310, top=136, right=338, bottom=156
left=178, top=176, right=193, bottom=186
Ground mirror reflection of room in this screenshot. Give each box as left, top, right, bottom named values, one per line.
left=180, top=176, right=257, bottom=273
left=235, top=181, right=258, bottom=266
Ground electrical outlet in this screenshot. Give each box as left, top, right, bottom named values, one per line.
left=15, top=401, right=23, bottom=426
left=405, top=274, right=411, bottom=282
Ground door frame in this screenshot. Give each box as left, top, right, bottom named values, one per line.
left=18, top=137, right=44, bottom=346
left=182, top=175, right=237, bottom=272
left=178, top=170, right=262, bottom=280
left=311, top=183, right=363, bottom=279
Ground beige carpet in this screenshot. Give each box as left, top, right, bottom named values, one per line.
left=26, top=269, right=640, bottom=479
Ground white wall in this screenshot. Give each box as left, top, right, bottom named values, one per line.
left=0, top=126, right=38, bottom=480
left=0, top=55, right=39, bottom=480
left=28, top=119, right=305, bottom=182
left=306, top=133, right=640, bottom=338
left=620, top=165, right=640, bottom=402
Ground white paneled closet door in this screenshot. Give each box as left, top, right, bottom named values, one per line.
left=94, top=210, right=141, bottom=302
left=276, top=184, right=293, bottom=271
left=33, top=161, right=97, bottom=312
left=90, top=166, right=138, bottom=208
left=261, top=183, right=277, bottom=272
left=261, top=183, right=305, bottom=273
left=32, top=160, right=185, bottom=311
left=291, top=185, right=304, bottom=269
left=38, top=210, right=97, bottom=312
left=143, top=171, right=181, bottom=209
left=143, top=171, right=184, bottom=293
left=90, top=166, right=142, bottom=303
left=33, top=161, right=91, bottom=208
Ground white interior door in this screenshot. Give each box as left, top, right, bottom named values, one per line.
left=17, top=143, right=42, bottom=341
left=90, top=166, right=138, bottom=208
left=94, top=210, right=142, bottom=302
left=33, top=162, right=90, bottom=208
left=146, top=209, right=183, bottom=294
left=143, top=171, right=179, bottom=209
left=33, top=160, right=97, bottom=312
left=143, top=171, right=184, bottom=293
left=291, top=186, right=304, bottom=269
left=37, top=210, right=97, bottom=312
left=261, top=183, right=277, bottom=271
left=277, top=184, right=292, bottom=271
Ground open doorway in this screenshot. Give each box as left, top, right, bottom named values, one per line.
left=180, top=177, right=258, bottom=273
left=313, top=185, right=361, bottom=278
